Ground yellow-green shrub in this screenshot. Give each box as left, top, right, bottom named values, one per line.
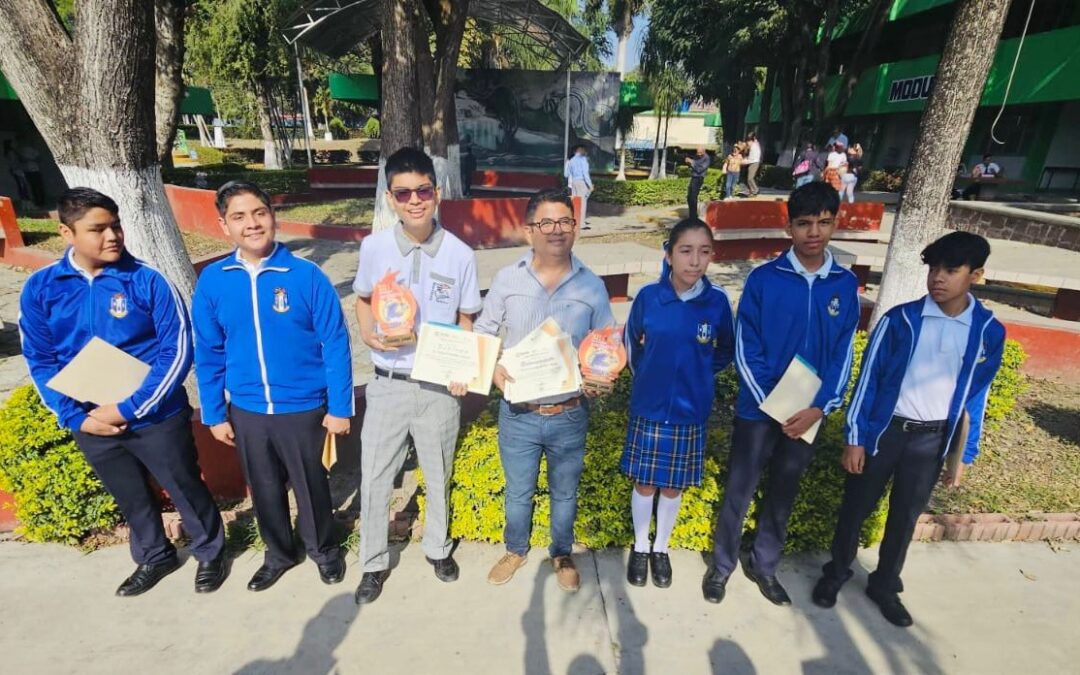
left=0, top=385, right=118, bottom=543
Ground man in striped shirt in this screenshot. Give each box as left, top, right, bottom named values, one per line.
left=19, top=188, right=225, bottom=597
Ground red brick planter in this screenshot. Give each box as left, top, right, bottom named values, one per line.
left=913, top=512, right=1080, bottom=543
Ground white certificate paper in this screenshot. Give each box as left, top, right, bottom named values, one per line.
left=759, top=355, right=823, bottom=443
left=410, top=322, right=501, bottom=395
left=46, top=337, right=151, bottom=405
left=500, top=318, right=582, bottom=404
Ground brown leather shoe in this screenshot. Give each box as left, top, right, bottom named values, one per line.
left=552, top=555, right=580, bottom=592
left=487, top=552, right=527, bottom=585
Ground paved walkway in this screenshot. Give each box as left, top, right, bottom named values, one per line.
left=0, top=539, right=1076, bottom=674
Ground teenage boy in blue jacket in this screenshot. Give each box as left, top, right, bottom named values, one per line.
left=19, top=188, right=225, bottom=597
left=812, top=231, right=1005, bottom=627
left=193, top=181, right=354, bottom=592
left=704, top=181, right=860, bottom=606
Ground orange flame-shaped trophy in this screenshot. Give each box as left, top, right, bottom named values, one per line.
left=578, top=326, right=627, bottom=394
left=372, top=270, right=418, bottom=347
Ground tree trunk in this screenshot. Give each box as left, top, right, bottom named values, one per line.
left=154, top=0, right=185, bottom=169
left=614, top=9, right=633, bottom=182
left=758, top=66, right=776, bottom=163
left=422, top=0, right=470, bottom=199
left=811, top=0, right=840, bottom=140
left=828, top=0, right=891, bottom=125
left=0, top=0, right=196, bottom=297
left=253, top=77, right=283, bottom=170
left=649, top=113, right=662, bottom=179
left=871, top=0, right=1013, bottom=327
left=375, top=0, right=423, bottom=231
left=659, top=111, right=671, bottom=179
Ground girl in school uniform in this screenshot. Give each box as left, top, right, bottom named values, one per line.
left=621, top=218, right=735, bottom=588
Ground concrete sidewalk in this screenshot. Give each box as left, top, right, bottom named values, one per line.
left=1, top=539, right=1076, bottom=674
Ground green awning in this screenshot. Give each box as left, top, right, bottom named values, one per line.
left=0, top=72, right=18, bottom=101
left=703, top=112, right=721, bottom=127
left=329, top=72, right=379, bottom=104
left=619, top=80, right=652, bottom=111
left=179, top=86, right=215, bottom=116
left=835, top=0, right=954, bottom=39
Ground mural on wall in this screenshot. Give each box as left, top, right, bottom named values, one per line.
left=456, top=69, right=619, bottom=171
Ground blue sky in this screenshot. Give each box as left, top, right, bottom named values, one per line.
left=599, top=15, right=649, bottom=73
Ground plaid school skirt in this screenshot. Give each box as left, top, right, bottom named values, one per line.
left=620, top=416, right=707, bottom=489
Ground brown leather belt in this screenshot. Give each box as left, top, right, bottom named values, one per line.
left=509, top=396, right=583, bottom=416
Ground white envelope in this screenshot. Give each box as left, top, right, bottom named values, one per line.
left=759, top=355, right=823, bottom=444
left=46, top=337, right=151, bottom=405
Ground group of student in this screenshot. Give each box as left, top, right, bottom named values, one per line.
left=19, top=147, right=1004, bottom=629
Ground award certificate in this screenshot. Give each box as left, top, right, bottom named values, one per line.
left=411, top=323, right=501, bottom=395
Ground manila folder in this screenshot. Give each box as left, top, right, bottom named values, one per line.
left=46, top=337, right=151, bottom=405
left=759, top=356, right=823, bottom=444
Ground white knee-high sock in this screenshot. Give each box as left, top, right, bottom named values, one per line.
left=631, top=490, right=654, bottom=553
left=653, top=493, right=683, bottom=553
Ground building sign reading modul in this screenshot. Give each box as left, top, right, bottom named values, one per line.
left=888, top=75, right=936, bottom=103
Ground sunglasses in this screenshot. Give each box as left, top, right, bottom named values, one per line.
left=390, top=185, right=436, bottom=204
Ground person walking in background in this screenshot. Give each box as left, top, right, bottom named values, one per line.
left=824, top=143, right=847, bottom=194
left=460, top=135, right=477, bottom=197
left=622, top=218, right=734, bottom=589
left=565, top=145, right=593, bottom=225
left=18, top=139, right=45, bottom=206
left=841, top=144, right=863, bottom=204
left=792, top=143, right=818, bottom=189
left=742, top=133, right=762, bottom=197
left=723, top=143, right=744, bottom=200
left=826, top=127, right=849, bottom=152
left=3, top=139, right=31, bottom=207
left=684, top=146, right=711, bottom=219
left=961, top=154, right=1002, bottom=200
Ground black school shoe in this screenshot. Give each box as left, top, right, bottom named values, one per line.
left=247, top=562, right=297, bottom=592
left=811, top=569, right=852, bottom=608
left=650, top=552, right=672, bottom=588
left=318, top=557, right=346, bottom=585
left=194, top=553, right=228, bottom=593
left=701, top=567, right=728, bottom=604
left=743, top=566, right=792, bottom=606
left=626, top=551, right=649, bottom=587
left=116, top=557, right=182, bottom=597
left=427, top=556, right=460, bottom=583
left=866, top=586, right=914, bottom=627
left=354, top=570, right=390, bottom=604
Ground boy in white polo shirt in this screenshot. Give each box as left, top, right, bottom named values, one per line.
left=352, top=148, right=482, bottom=604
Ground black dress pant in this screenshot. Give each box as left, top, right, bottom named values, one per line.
left=712, top=417, right=816, bottom=578
left=823, top=417, right=945, bottom=595
left=687, top=176, right=705, bottom=219
left=230, top=406, right=339, bottom=569
left=74, top=408, right=225, bottom=566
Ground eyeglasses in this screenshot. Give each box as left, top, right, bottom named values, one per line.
left=391, top=185, right=436, bottom=203
left=525, top=217, right=576, bottom=234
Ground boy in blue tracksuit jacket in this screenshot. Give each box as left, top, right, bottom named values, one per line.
left=813, top=232, right=1005, bottom=628
left=705, top=182, right=860, bottom=606
left=19, top=188, right=225, bottom=597
left=621, top=218, right=735, bottom=589
left=193, top=181, right=353, bottom=592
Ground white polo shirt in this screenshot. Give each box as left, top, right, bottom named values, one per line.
left=894, top=294, right=975, bottom=422
left=353, top=222, right=482, bottom=372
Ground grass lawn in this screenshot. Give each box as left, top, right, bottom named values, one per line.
left=929, top=377, right=1080, bottom=516
left=17, top=218, right=230, bottom=260
left=275, top=198, right=375, bottom=227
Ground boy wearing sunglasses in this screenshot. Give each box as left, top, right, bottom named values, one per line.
left=475, top=188, right=615, bottom=592
left=352, top=148, right=482, bottom=604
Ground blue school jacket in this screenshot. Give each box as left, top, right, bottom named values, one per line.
left=192, top=244, right=354, bottom=426
left=733, top=252, right=861, bottom=422
left=846, top=296, right=1005, bottom=464
left=625, top=275, right=735, bottom=425
left=18, top=249, right=192, bottom=431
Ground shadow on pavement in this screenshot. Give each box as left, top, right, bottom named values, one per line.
left=232, top=593, right=359, bottom=675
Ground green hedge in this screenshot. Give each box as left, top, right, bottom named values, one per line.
left=0, top=386, right=119, bottom=544
left=162, top=164, right=311, bottom=195
left=594, top=164, right=800, bottom=206
left=429, top=334, right=1028, bottom=552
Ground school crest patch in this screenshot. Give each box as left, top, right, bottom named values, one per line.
left=109, top=293, right=128, bottom=319
left=977, top=342, right=987, bottom=364
left=696, top=321, right=713, bottom=345
left=827, top=294, right=841, bottom=317
left=272, top=287, right=290, bottom=313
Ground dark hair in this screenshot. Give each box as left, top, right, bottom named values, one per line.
left=664, top=218, right=712, bottom=251
left=921, top=231, right=990, bottom=270
left=384, top=146, right=437, bottom=186
left=215, top=180, right=271, bottom=216
left=58, top=187, right=119, bottom=227
left=746, top=132, right=757, bottom=141
left=787, top=181, right=840, bottom=220
left=524, top=187, right=574, bottom=223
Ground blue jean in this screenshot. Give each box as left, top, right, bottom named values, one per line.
left=795, top=174, right=814, bottom=188
left=725, top=171, right=739, bottom=198
left=498, top=399, right=590, bottom=557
